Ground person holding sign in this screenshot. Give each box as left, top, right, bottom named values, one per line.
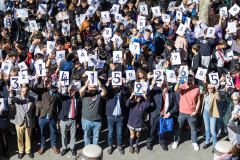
left=201, top=84, right=220, bottom=153
left=190, top=44, right=201, bottom=74
left=126, top=91, right=150, bottom=154
left=105, top=83, right=129, bottom=155
left=147, top=80, right=177, bottom=151
left=58, top=85, right=81, bottom=157
left=8, top=86, right=36, bottom=159
left=80, top=80, right=107, bottom=146
left=30, top=77, right=60, bottom=155
left=172, top=74, right=201, bottom=151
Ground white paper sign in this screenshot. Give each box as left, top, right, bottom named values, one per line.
left=179, top=65, right=189, bottom=82
left=166, top=70, right=177, bottom=83
left=151, top=6, right=161, bottom=17
left=77, top=49, right=88, bottom=63
left=1, top=62, right=12, bottom=75
left=162, top=14, right=170, bottom=23
left=56, top=50, right=65, bottom=61
left=171, top=51, right=181, bottom=65
left=101, top=11, right=110, bottom=23
left=195, top=67, right=207, bottom=81
left=19, top=71, right=29, bottom=84
left=29, top=20, right=39, bottom=32
left=61, top=22, right=70, bottom=36
left=134, top=82, right=144, bottom=95
left=112, top=71, right=122, bottom=86
left=0, top=98, right=4, bottom=111
left=137, top=18, right=146, bottom=30
left=4, top=17, right=12, bottom=29
left=206, top=27, right=215, bottom=38
left=126, top=70, right=136, bottom=81
left=176, top=23, right=186, bottom=36
left=86, top=6, right=97, bottom=17
left=59, top=71, right=69, bottom=86
left=75, top=14, right=86, bottom=27
left=16, top=9, right=28, bottom=18
left=102, top=28, right=112, bottom=38
left=111, top=34, right=123, bottom=47
left=185, top=17, right=191, bottom=27
left=18, top=62, right=28, bottom=71
left=88, top=54, right=98, bottom=67
left=176, top=10, right=182, bottom=21
left=96, top=60, right=106, bottom=69
left=226, top=75, right=234, bottom=88
left=38, top=4, right=47, bottom=14
left=130, top=42, right=140, bottom=55
left=154, top=69, right=164, bottom=81
left=226, top=50, right=234, bottom=57
left=209, top=73, right=219, bottom=86
left=168, top=1, right=176, bottom=11
left=111, top=4, right=120, bottom=14
left=228, top=3, right=240, bottom=16
left=220, top=7, right=228, bottom=17
left=227, top=21, right=237, bottom=33
left=86, top=71, right=98, bottom=85
left=35, top=60, right=46, bottom=77
left=47, top=41, right=55, bottom=55
left=140, top=4, right=148, bottom=15
left=10, top=76, right=20, bottom=90
left=113, top=51, right=122, bottom=63
left=118, top=0, right=128, bottom=5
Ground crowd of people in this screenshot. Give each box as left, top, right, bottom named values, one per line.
left=0, top=0, right=240, bottom=159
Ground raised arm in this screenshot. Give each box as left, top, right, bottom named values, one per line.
left=79, top=80, right=89, bottom=98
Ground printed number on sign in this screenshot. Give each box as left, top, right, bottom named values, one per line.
left=112, top=72, right=122, bottom=85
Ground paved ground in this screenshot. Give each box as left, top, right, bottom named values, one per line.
left=0, top=127, right=222, bottom=160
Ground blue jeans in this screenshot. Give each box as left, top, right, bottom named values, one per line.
left=82, top=118, right=102, bottom=146
left=38, top=117, right=57, bottom=148
left=175, top=112, right=197, bottom=143
left=203, top=111, right=217, bottom=147
left=107, top=116, right=124, bottom=146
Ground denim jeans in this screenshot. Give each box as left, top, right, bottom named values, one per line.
left=174, top=112, right=197, bottom=143
left=203, top=111, right=217, bottom=147
left=82, top=118, right=102, bottom=146
left=60, top=119, right=76, bottom=150
left=107, top=116, right=124, bottom=146
left=38, top=117, right=57, bottom=148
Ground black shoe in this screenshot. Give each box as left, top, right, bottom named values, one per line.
left=27, top=152, right=34, bottom=158
left=71, top=149, right=77, bottom=156
left=61, top=149, right=68, bottom=156
left=18, top=153, right=24, bottom=159
left=203, top=143, right=211, bottom=149
left=107, top=146, right=114, bottom=155
left=161, top=144, right=168, bottom=151
left=147, top=144, right=153, bottom=151
left=129, top=146, right=134, bottom=154
left=118, top=146, right=124, bottom=155
left=134, top=146, right=140, bottom=154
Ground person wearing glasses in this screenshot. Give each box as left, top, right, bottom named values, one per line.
left=201, top=84, right=220, bottom=152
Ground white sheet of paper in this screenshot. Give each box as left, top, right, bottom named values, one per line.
left=101, top=11, right=110, bottom=23
left=139, top=4, right=148, bottom=15
left=171, top=51, right=181, bottom=65
left=16, top=9, right=28, bottom=18
left=185, top=17, right=191, bottom=27
left=227, top=21, right=237, bottom=33
left=112, top=71, right=122, bottom=86
left=176, top=10, right=182, bottom=21
left=61, top=22, right=70, bottom=36
left=206, top=27, right=215, bottom=38
left=10, top=76, right=20, bottom=90
left=209, top=72, right=219, bottom=86
left=162, top=14, right=170, bottom=23
left=19, top=71, right=29, bottom=84
left=220, top=7, right=228, bottom=17
left=38, top=4, right=47, bottom=14
left=86, top=6, right=97, bottom=17
left=111, top=4, right=120, bottom=14
left=113, top=51, right=122, bottom=63
left=77, top=49, right=88, bottom=63
left=18, top=62, right=28, bottom=71
left=226, top=75, right=234, bottom=88
left=228, top=3, right=240, bottom=16
left=226, top=50, right=234, bottom=57
left=4, top=17, right=12, bottom=29
left=47, top=41, right=55, bottom=55
left=130, top=42, right=140, bottom=55
left=137, top=18, right=146, bottom=30
left=126, top=70, right=136, bottom=81
left=86, top=71, right=98, bottom=85
left=179, top=65, right=189, bottom=82
left=0, top=98, right=4, bottom=112
left=134, top=82, right=144, bottom=95
left=1, top=62, right=12, bottom=75
left=167, top=1, right=176, bottom=11
left=111, top=34, right=123, bottom=47
left=59, top=71, right=69, bottom=86
left=154, top=69, right=164, bottom=81
left=96, top=60, right=105, bottom=69
left=88, top=54, right=98, bottom=67
left=56, top=50, right=65, bottom=62
left=166, top=70, right=177, bottom=83
left=102, top=28, right=112, bottom=38
left=75, top=14, right=86, bottom=27
left=151, top=6, right=161, bottom=17
left=176, top=23, right=186, bottom=36
left=35, top=60, right=46, bottom=77
left=195, top=67, right=207, bottom=81
left=29, top=20, right=39, bottom=32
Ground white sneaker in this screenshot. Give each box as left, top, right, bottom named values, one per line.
left=192, top=143, right=199, bottom=151
left=172, top=142, right=179, bottom=149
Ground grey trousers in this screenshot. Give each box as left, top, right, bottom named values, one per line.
left=60, top=119, right=76, bottom=150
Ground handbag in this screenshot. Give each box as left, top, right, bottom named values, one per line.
left=159, top=117, right=173, bottom=134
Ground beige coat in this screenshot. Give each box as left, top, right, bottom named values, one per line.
left=201, top=93, right=220, bottom=118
